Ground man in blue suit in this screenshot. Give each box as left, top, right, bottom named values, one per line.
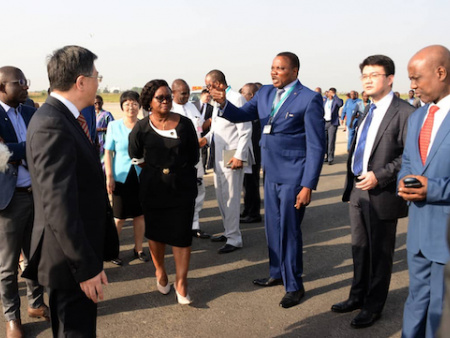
left=0, top=66, right=48, bottom=337
left=398, top=45, right=450, bottom=338
left=323, top=87, right=343, bottom=165
left=209, top=52, right=325, bottom=308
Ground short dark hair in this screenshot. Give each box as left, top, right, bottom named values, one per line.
left=201, top=89, right=209, bottom=95
left=47, top=45, right=97, bottom=92
left=206, top=70, right=227, bottom=86
left=277, top=52, right=300, bottom=71
left=120, top=91, right=140, bottom=110
left=329, top=87, right=337, bottom=94
left=244, top=83, right=259, bottom=95
left=359, top=55, right=395, bottom=76
left=140, top=79, right=170, bottom=112
left=95, top=95, right=103, bottom=103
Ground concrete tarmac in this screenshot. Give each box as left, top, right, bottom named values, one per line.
left=15, top=111, right=408, bottom=337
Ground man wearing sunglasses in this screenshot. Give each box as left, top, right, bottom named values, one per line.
left=0, top=66, right=49, bottom=337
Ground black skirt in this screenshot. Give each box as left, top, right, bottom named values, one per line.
left=112, top=166, right=143, bottom=219
left=144, top=200, right=195, bottom=248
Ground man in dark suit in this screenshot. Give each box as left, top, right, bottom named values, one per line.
left=323, top=87, right=343, bottom=165
left=25, top=45, right=115, bottom=337
left=240, top=83, right=262, bottom=223
left=331, top=55, right=415, bottom=328
left=0, top=66, right=49, bottom=338
left=209, top=52, right=325, bottom=308
left=397, top=45, right=450, bottom=338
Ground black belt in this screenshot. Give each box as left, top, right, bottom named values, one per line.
left=325, top=120, right=331, bottom=122
left=16, top=186, right=32, bottom=193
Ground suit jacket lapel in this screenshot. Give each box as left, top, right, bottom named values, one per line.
left=272, top=80, right=302, bottom=123
left=423, top=107, right=450, bottom=171
left=45, top=96, right=100, bottom=165
left=0, top=105, right=18, bottom=142
left=369, top=97, right=399, bottom=158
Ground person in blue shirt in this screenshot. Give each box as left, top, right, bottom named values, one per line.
left=341, top=91, right=363, bottom=151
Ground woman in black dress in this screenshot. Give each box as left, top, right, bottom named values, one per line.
left=129, top=80, right=199, bottom=304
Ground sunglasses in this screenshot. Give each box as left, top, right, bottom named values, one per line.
left=154, top=95, right=173, bottom=103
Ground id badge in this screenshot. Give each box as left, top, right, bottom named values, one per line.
left=263, top=124, right=272, bottom=134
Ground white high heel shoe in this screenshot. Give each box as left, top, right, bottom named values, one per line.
left=174, top=285, right=192, bottom=305
left=156, top=280, right=171, bottom=295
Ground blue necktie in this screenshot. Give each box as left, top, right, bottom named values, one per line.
left=353, top=103, right=376, bottom=176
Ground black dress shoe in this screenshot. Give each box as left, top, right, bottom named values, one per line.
left=218, top=244, right=239, bottom=254
left=279, top=289, right=305, bottom=308
left=211, top=234, right=227, bottom=242
left=134, top=249, right=150, bottom=262
left=331, top=299, right=363, bottom=313
left=253, top=277, right=283, bottom=287
left=350, top=309, right=381, bottom=328
left=192, top=229, right=211, bottom=239
left=111, top=257, right=123, bottom=266
left=328, top=160, right=334, bottom=165
left=240, top=215, right=262, bottom=223
left=324, top=158, right=328, bottom=162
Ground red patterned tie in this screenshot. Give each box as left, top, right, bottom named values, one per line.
left=77, top=114, right=92, bottom=143
left=419, top=105, right=440, bottom=165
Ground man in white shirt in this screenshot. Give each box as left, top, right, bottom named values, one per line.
left=200, top=70, right=253, bottom=254
left=323, top=88, right=343, bottom=165
left=171, top=79, right=210, bottom=239
left=332, top=55, right=415, bottom=328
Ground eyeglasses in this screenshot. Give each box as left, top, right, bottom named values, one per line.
left=154, top=95, right=173, bottom=103
left=85, top=74, right=103, bottom=83
left=3, top=79, right=30, bottom=87
left=123, top=102, right=139, bottom=108
left=360, top=73, right=387, bottom=81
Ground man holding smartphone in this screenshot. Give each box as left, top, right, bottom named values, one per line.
left=398, top=45, right=450, bottom=338
left=333, top=55, right=415, bottom=328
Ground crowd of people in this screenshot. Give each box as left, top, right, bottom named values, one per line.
left=0, top=44, right=449, bottom=338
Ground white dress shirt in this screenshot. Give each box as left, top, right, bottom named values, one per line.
left=352, top=91, right=394, bottom=175
left=421, top=94, right=450, bottom=156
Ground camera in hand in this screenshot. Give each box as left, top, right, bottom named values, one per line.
left=403, top=177, right=422, bottom=188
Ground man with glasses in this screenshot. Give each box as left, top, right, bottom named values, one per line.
left=24, top=45, right=117, bottom=337
left=332, top=55, right=415, bottom=328
left=0, top=66, right=49, bottom=338
left=200, top=70, right=253, bottom=254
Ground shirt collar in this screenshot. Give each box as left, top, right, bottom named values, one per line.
left=430, top=94, right=450, bottom=114
left=279, top=79, right=298, bottom=92
left=50, top=92, right=80, bottom=118
left=0, top=100, right=18, bottom=114
left=372, top=91, right=394, bottom=111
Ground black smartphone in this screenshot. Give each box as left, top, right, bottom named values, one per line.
left=403, top=177, right=423, bottom=188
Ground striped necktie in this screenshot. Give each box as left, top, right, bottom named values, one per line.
left=352, top=103, right=376, bottom=176
left=77, top=114, right=92, bottom=143
left=419, top=105, right=439, bottom=165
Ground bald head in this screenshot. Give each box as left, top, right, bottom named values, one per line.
left=408, top=45, right=450, bottom=104
left=0, top=66, right=29, bottom=108
left=171, top=79, right=190, bottom=105
left=241, top=83, right=259, bottom=102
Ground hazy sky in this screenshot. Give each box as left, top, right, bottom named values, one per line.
left=3, top=0, right=449, bottom=93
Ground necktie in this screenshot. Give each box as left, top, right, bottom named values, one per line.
left=274, top=88, right=285, bottom=107
left=353, top=103, right=377, bottom=176
left=419, top=105, right=440, bottom=165
left=77, top=114, right=92, bottom=143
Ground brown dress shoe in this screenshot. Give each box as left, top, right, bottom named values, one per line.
left=28, top=304, right=50, bottom=321
left=6, top=319, right=24, bottom=338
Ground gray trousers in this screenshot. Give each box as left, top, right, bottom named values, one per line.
left=0, top=191, right=44, bottom=321
left=325, top=121, right=338, bottom=162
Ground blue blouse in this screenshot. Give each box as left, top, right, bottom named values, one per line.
left=104, top=119, right=141, bottom=183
